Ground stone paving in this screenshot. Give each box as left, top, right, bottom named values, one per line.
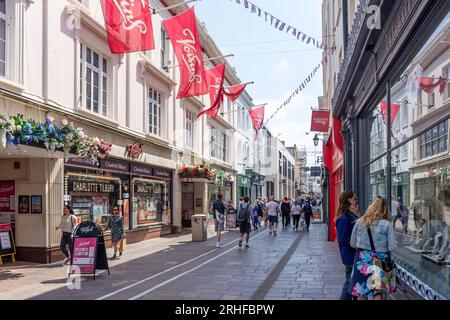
left=0, top=223, right=350, bottom=300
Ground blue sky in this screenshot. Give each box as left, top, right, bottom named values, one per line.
left=195, top=0, right=324, bottom=158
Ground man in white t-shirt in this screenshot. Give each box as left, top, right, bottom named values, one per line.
left=264, top=196, right=280, bottom=237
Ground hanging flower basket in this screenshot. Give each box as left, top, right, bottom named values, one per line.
left=178, top=164, right=215, bottom=180
left=0, top=113, right=112, bottom=164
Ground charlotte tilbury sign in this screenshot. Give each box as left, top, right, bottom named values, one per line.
left=153, top=169, right=172, bottom=179
left=99, top=159, right=130, bottom=173
left=131, top=163, right=153, bottom=177
left=66, top=158, right=99, bottom=169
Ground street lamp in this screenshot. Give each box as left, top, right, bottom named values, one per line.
left=313, top=134, right=320, bottom=147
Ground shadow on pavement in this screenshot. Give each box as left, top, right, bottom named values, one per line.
left=0, top=270, right=25, bottom=280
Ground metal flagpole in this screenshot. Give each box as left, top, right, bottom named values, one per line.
left=165, top=54, right=234, bottom=70
left=152, top=0, right=199, bottom=14
left=220, top=103, right=267, bottom=116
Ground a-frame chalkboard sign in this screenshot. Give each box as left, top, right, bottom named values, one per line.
left=0, top=223, right=16, bottom=265
left=69, top=221, right=109, bottom=280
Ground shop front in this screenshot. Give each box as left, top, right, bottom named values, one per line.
left=333, top=0, right=450, bottom=299
left=65, top=157, right=173, bottom=247
left=237, top=175, right=251, bottom=202
left=322, top=118, right=344, bottom=242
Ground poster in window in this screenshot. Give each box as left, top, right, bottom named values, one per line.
left=30, top=195, right=42, bottom=214
left=18, top=196, right=29, bottom=214
left=0, top=230, right=12, bottom=250
left=0, top=181, right=15, bottom=213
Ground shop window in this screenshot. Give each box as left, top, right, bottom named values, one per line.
left=365, top=156, right=388, bottom=206
left=148, top=87, right=162, bottom=136
left=419, top=121, right=448, bottom=159
left=65, top=172, right=122, bottom=231
left=185, top=110, right=194, bottom=150
left=367, top=97, right=388, bottom=162
left=132, top=178, right=170, bottom=226
left=80, top=44, right=109, bottom=116
left=389, top=136, right=450, bottom=299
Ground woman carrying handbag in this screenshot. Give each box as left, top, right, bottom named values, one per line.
left=105, top=206, right=125, bottom=260
left=349, top=196, right=397, bottom=300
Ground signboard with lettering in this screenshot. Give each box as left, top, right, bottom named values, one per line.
left=70, top=221, right=109, bottom=279
left=0, top=223, right=16, bottom=262
left=131, top=163, right=153, bottom=177
left=226, top=209, right=237, bottom=229
left=71, top=237, right=97, bottom=274
left=0, top=181, right=15, bottom=213
left=66, top=157, right=99, bottom=169
left=100, top=158, right=130, bottom=173
left=153, top=168, right=172, bottom=179
left=72, top=181, right=115, bottom=193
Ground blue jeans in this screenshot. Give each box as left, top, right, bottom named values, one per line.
left=340, top=264, right=353, bottom=300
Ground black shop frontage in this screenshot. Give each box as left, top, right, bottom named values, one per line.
left=65, top=157, right=175, bottom=245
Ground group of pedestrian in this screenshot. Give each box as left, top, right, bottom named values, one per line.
left=56, top=204, right=126, bottom=264
left=336, top=191, right=397, bottom=300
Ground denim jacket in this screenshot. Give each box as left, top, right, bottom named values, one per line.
left=350, top=219, right=396, bottom=252
left=336, top=213, right=357, bottom=265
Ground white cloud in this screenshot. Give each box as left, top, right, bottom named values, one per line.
left=271, top=58, right=290, bottom=76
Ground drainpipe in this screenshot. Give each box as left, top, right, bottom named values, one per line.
left=342, top=0, right=349, bottom=51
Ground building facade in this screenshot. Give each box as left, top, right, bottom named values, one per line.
left=331, top=0, right=450, bottom=300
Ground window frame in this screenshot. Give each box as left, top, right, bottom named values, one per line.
left=80, top=43, right=109, bottom=117
left=147, top=86, right=162, bottom=137
left=0, top=1, right=10, bottom=78
left=185, top=109, right=194, bottom=150
left=210, top=126, right=227, bottom=162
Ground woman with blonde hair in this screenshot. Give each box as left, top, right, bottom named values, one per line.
left=349, top=196, right=396, bottom=300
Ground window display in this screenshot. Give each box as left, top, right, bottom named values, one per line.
left=132, top=178, right=170, bottom=226
left=65, top=172, right=122, bottom=230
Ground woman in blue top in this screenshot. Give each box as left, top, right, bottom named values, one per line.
left=349, top=196, right=396, bottom=300
left=335, top=190, right=359, bottom=300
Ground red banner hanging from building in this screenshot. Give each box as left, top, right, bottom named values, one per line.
left=310, top=110, right=330, bottom=132
left=248, top=104, right=265, bottom=137
left=380, top=101, right=401, bottom=124
left=224, top=83, right=248, bottom=102
left=197, top=63, right=226, bottom=118
left=100, top=0, right=155, bottom=53
left=163, top=7, right=208, bottom=98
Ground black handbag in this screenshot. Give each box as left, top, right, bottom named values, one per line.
left=367, top=227, right=396, bottom=272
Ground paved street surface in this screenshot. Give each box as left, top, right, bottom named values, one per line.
left=0, top=223, right=346, bottom=300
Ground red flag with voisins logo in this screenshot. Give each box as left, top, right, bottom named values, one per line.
left=163, top=8, right=208, bottom=98
left=197, top=63, right=226, bottom=118
left=380, top=101, right=401, bottom=124
left=248, top=105, right=265, bottom=137
left=224, top=83, right=248, bottom=102
left=100, top=0, right=155, bottom=53
left=310, top=110, right=330, bottom=132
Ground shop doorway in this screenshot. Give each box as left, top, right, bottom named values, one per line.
left=181, top=183, right=194, bottom=228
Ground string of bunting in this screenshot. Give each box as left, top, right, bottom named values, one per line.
left=264, top=62, right=322, bottom=126
left=228, top=0, right=329, bottom=52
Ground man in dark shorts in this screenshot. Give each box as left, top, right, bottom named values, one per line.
left=265, top=196, right=280, bottom=236
left=237, top=196, right=252, bottom=249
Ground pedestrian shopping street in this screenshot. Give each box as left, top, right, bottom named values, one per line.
left=0, top=224, right=349, bottom=300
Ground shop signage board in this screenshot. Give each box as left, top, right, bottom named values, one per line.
left=0, top=224, right=16, bottom=265
left=66, top=158, right=99, bottom=169
left=0, top=181, right=15, bottom=213
left=100, top=158, right=130, bottom=173
left=131, top=163, right=153, bottom=177
left=312, top=206, right=322, bottom=223
left=226, top=211, right=237, bottom=229
left=310, top=110, right=330, bottom=132
left=71, top=237, right=97, bottom=274
left=69, top=221, right=109, bottom=279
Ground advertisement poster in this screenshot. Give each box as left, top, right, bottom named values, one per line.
left=0, top=230, right=12, bottom=250
left=0, top=181, right=15, bottom=213
left=31, top=196, right=42, bottom=214
left=92, top=196, right=109, bottom=226
left=226, top=211, right=237, bottom=229
left=312, top=206, right=322, bottom=222
left=71, top=237, right=97, bottom=274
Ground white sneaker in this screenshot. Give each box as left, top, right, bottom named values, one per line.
left=216, top=241, right=221, bottom=248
